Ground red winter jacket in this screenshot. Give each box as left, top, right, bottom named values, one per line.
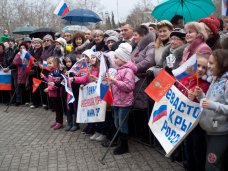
left=177, top=77, right=209, bottom=102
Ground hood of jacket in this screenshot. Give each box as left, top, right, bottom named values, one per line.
left=137, top=32, right=156, bottom=51
left=117, top=61, right=137, bottom=74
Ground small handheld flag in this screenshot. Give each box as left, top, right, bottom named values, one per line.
left=172, top=54, right=197, bottom=81
left=69, top=58, right=88, bottom=76
left=145, top=69, right=176, bottom=102
left=32, top=78, right=42, bottom=93
left=96, top=54, right=113, bottom=104
left=61, top=74, right=75, bottom=105
left=20, top=49, right=35, bottom=74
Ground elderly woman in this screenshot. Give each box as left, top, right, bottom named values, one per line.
left=131, top=25, right=156, bottom=141
left=155, top=20, right=173, bottom=65
left=147, top=28, right=187, bottom=76
left=41, top=34, right=55, bottom=62
left=87, top=30, right=108, bottom=52
left=28, top=38, right=44, bottom=109
left=179, top=22, right=212, bottom=65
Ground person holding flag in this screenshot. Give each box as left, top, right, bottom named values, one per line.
left=176, top=54, right=210, bottom=171
left=70, top=52, right=100, bottom=136
left=62, top=54, right=80, bottom=132
left=41, top=56, right=63, bottom=130
left=9, top=43, right=30, bottom=106
left=109, top=43, right=137, bottom=155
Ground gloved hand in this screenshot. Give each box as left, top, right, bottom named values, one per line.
left=164, top=66, right=174, bottom=76
left=146, top=66, right=162, bottom=77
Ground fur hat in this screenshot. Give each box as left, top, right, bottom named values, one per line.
left=82, top=49, right=94, bottom=59
left=32, top=38, right=43, bottom=44
left=55, top=37, right=66, bottom=46
left=43, top=34, right=53, bottom=41
left=106, top=36, right=118, bottom=43
left=114, top=43, right=132, bottom=62
left=104, top=30, right=119, bottom=38
left=22, top=37, right=32, bottom=43
left=91, top=51, right=103, bottom=61
left=170, top=28, right=186, bottom=40
left=198, top=16, right=220, bottom=35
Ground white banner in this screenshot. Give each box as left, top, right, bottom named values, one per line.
left=148, top=85, right=201, bottom=157
left=77, top=82, right=106, bottom=123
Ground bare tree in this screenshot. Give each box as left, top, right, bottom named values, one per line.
left=0, top=0, right=103, bottom=35
left=125, top=0, right=157, bottom=28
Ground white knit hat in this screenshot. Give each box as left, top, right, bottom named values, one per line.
left=114, top=43, right=132, bottom=62
left=91, top=51, right=103, bottom=61
left=82, top=49, right=94, bottom=59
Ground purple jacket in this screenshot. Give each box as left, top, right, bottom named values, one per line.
left=13, top=53, right=27, bottom=84
left=111, top=61, right=137, bottom=107
left=41, top=44, right=55, bottom=62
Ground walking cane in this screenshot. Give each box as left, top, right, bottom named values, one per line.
left=98, top=76, right=148, bottom=165
left=4, top=84, right=19, bottom=113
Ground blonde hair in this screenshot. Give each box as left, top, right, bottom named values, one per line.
left=184, top=22, right=208, bottom=41
left=157, top=20, right=173, bottom=30
left=155, top=20, right=173, bottom=48
left=93, top=30, right=104, bottom=37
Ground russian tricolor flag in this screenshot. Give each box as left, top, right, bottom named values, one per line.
left=54, top=0, right=69, bottom=17
left=222, top=0, right=228, bottom=16
left=0, top=70, right=12, bottom=91
left=152, top=105, right=167, bottom=123
left=96, top=54, right=113, bottom=104
left=20, top=49, right=35, bottom=74
left=172, top=54, right=197, bottom=81
left=61, top=74, right=75, bottom=105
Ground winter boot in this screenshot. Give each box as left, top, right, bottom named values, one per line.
left=113, top=133, right=129, bottom=155
left=70, top=115, right=80, bottom=132
left=65, top=125, right=72, bottom=132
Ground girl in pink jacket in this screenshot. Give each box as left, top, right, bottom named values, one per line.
left=70, top=52, right=101, bottom=136
left=41, top=56, right=63, bottom=130
left=110, top=43, right=137, bottom=155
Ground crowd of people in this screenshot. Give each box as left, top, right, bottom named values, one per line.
left=0, top=14, right=228, bottom=171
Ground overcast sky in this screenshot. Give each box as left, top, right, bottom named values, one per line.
left=99, top=0, right=140, bottom=22
left=53, top=0, right=160, bottom=22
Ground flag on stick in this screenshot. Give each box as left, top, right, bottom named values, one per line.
left=32, top=78, right=42, bottom=93
left=172, top=54, right=197, bottom=81
left=20, top=49, right=35, bottom=74
left=61, top=74, right=75, bottom=105
left=54, top=0, right=69, bottom=17
left=145, top=69, right=176, bottom=102
left=96, top=54, right=113, bottom=104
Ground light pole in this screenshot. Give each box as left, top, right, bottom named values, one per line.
left=116, top=0, right=120, bottom=25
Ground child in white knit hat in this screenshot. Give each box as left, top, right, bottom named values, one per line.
left=109, top=43, right=137, bottom=155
